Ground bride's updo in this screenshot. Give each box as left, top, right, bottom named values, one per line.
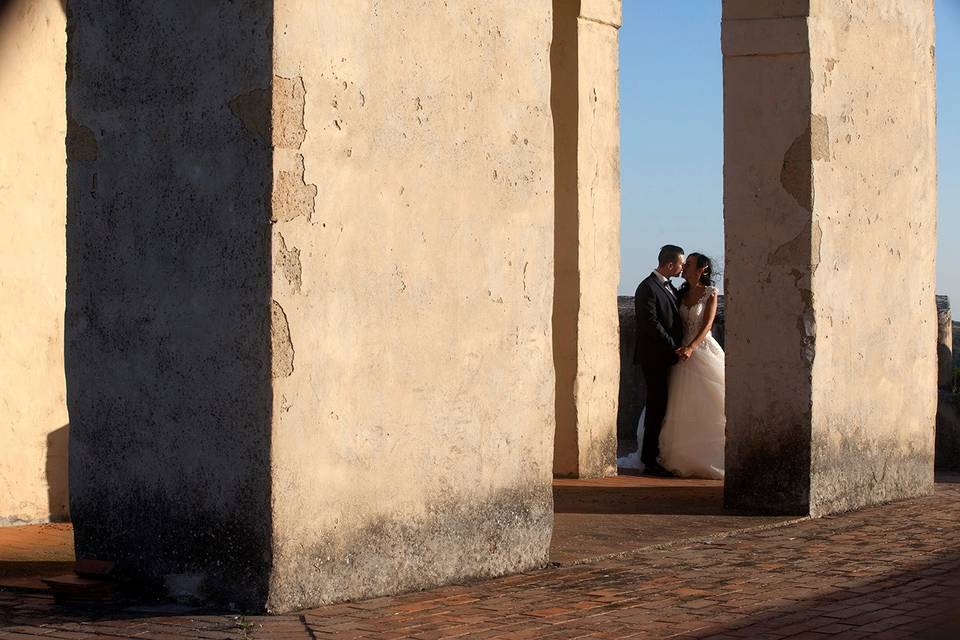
left=679, top=252, right=715, bottom=301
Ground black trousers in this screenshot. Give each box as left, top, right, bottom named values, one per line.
left=639, top=363, right=670, bottom=466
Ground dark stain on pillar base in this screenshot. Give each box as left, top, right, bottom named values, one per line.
left=267, top=485, right=553, bottom=613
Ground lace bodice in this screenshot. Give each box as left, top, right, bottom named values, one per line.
left=679, top=286, right=722, bottom=354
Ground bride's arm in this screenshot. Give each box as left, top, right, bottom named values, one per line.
left=680, top=291, right=718, bottom=357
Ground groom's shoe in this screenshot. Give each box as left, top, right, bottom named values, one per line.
left=642, top=462, right=673, bottom=477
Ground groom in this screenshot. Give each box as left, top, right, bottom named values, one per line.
left=633, top=245, right=685, bottom=476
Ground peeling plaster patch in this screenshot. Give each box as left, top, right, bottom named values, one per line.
left=272, top=154, right=317, bottom=223
left=810, top=220, right=822, bottom=272
left=798, top=288, right=816, bottom=365
left=228, top=86, right=271, bottom=145
left=767, top=223, right=811, bottom=267
left=275, top=233, right=302, bottom=293
left=780, top=116, right=829, bottom=212
left=271, top=301, right=295, bottom=378
left=66, top=116, right=98, bottom=161
left=780, top=127, right=812, bottom=211
left=810, top=114, right=830, bottom=162
left=273, top=76, right=307, bottom=150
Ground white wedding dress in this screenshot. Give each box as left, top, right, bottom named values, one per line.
left=658, top=286, right=726, bottom=479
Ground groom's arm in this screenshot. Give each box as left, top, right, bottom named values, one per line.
left=635, top=285, right=679, bottom=359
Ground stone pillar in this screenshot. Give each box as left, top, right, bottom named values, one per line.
left=723, top=0, right=937, bottom=516
left=551, top=0, right=622, bottom=479
left=0, top=0, right=69, bottom=526
left=67, top=1, right=555, bottom=612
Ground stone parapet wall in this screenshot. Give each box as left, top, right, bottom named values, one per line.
left=936, top=393, right=960, bottom=471
left=937, top=296, right=952, bottom=389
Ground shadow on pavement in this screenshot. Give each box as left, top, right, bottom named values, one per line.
left=691, top=551, right=960, bottom=639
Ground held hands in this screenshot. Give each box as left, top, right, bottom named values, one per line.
left=675, top=345, right=694, bottom=361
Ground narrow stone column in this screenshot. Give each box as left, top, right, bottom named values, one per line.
left=723, top=0, right=937, bottom=516
left=551, top=0, right=622, bottom=479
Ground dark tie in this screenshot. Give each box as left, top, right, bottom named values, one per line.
left=663, top=281, right=675, bottom=301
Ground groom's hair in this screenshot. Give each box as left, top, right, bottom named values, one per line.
left=658, top=244, right=684, bottom=266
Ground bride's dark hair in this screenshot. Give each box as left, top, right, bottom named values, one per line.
left=678, top=252, right=715, bottom=301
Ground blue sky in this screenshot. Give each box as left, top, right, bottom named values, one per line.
left=619, top=0, right=959, bottom=307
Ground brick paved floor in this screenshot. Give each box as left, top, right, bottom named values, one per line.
left=1, top=480, right=958, bottom=639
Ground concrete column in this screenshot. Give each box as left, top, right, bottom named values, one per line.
left=723, top=0, right=937, bottom=516
left=67, top=0, right=555, bottom=612
left=551, top=0, right=622, bottom=479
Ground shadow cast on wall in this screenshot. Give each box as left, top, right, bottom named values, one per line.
left=46, top=425, right=69, bottom=523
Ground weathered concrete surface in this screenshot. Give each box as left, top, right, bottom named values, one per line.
left=0, top=0, right=69, bottom=525
left=723, top=5, right=817, bottom=516
left=551, top=0, right=621, bottom=479
left=65, top=3, right=275, bottom=609
left=723, top=0, right=937, bottom=516
left=937, top=296, right=952, bottom=389
left=267, top=0, right=555, bottom=612
left=806, top=0, right=937, bottom=516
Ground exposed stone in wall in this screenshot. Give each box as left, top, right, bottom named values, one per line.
left=271, top=153, right=316, bottom=223
left=271, top=301, right=294, bottom=378
left=274, top=232, right=302, bottom=293
left=272, top=75, right=307, bottom=150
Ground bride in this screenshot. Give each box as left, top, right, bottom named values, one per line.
left=657, top=252, right=726, bottom=480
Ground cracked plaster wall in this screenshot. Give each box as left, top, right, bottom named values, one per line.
left=267, top=0, right=556, bottom=612
left=0, top=0, right=69, bottom=525
left=723, top=0, right=936, bottom=516
left=806, top=0, right=936, bottom=515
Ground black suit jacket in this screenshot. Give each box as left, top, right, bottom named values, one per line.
left=633, top=274, right=684, bottom=367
